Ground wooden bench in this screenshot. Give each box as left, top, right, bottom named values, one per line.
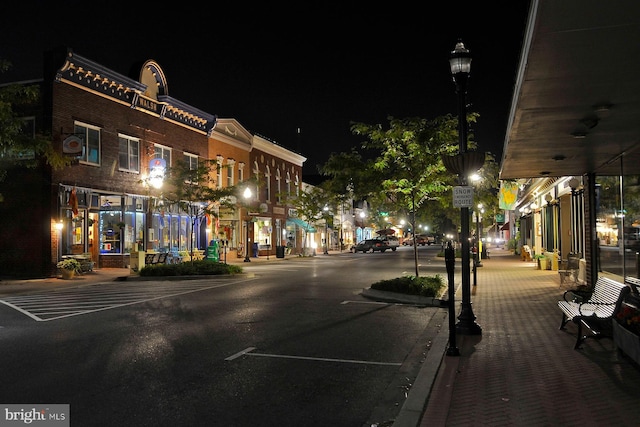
left=558, top=276, right=631, bottom=349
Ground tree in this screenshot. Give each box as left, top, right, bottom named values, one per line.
left=160, top=159, right=238, bottom=260
left=349, top=114, right=477, bottom=276
left=0, top=59, right=71, bottom=202
left=285, top=184, right=333, bottom=255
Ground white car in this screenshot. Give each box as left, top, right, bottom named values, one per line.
left=376, top=236, right=399, bottom=251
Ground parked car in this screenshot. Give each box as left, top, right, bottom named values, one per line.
left=416, top=234, right=435, bottom=246
left=377, top=236, right=399, bottom=251
left=351, top=239, right=391, bottom=253
left=402, top=235, right=433, bottom=246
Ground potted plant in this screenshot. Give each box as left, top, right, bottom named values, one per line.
left=57, top=258, right=81, bottom=279
left=533, top=254, right=547, bottom=270
left=614, top=303, right=640, bottom=365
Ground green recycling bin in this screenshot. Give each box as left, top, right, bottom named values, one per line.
left=206, top=240, right=219, bottom=262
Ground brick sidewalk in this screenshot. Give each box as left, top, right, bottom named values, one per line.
left=415, top=248, right=640, bottom=427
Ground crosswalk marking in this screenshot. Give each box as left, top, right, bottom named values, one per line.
left=0, top=277, right=255, bottom=322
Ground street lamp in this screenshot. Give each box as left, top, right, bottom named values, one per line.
left=243, top=187, right=252, bottom=263
left=323, top=205, right=329, bottom=255
left=476, top=203, right=484, bottom=268
left=141, top=159, right=165, bottom=253
left=449, top=40, right=482, bottom=335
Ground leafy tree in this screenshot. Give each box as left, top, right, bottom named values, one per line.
left=320, top=149, right=381, bottom=203
left=471, top=153, right=501, bottom=239
left=160, top=159, right=238, bottom=260
left=349, top=114, right=477, bottom=276
left=284, top=184, right=333, bottom=255
left=0, top=59, right=71, bottom=202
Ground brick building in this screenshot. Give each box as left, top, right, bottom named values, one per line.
left=1, top=47, right=306, bottom=277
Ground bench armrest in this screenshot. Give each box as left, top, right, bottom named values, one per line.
left=563, top=290, right=592, bottom=303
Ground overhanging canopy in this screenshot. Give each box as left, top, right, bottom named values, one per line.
left=376, top=229, right=396, bottom=236
left=287, top=217, right=317, bottom=233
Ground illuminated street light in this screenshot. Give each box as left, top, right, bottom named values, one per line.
left=449, top=40, right=482, bottom=336
left=323, top=205, right=329, bottom=255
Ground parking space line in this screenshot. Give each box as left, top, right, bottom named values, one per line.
left=226, top=347, right=401, bottom=366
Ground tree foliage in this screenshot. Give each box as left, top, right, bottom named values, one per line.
left=160, top=159, right=238, bottom=256
left=320, top=113, right=491, bottom=276
left=283, top=184, right=333, bottom=253
left=0, top=59, right=71, bottom=202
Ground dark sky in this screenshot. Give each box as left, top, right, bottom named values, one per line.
left=1, top=2, right=531, bottom=174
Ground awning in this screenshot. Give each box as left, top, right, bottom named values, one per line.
left=375, top=229, right=396, bottom=236
left=500, top=222, right=510, bottom=231
left=287, top=217, right=317, bottom=233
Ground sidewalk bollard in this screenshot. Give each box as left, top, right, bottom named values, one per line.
left=445, top=241, right=459, bottom=356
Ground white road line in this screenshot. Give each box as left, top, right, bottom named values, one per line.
left=0, top=277, right=256, bottom=321
left=0, top=301, right=42, bottom=321
left=341, top=300, right=390, bottom=305
left=226, top=347, right=401, bottom=366
left=225, top=347, right=256, bottom=361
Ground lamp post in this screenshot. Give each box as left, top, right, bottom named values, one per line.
left=141, top=161, right=165, bottom=253
left=476, top=203, right=483, bottom=268
left=243, top=187, right=252, bottom=263
left=450, top=40, right=482, bottom=335
left=323, top=205, right=329, bottom=255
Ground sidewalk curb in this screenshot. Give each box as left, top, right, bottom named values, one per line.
left=361, top=288, right=445, bottom=307
left=392, top=309, right=450, bottom=427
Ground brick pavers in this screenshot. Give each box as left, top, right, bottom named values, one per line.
left=420, top=249, right=640, bottom=427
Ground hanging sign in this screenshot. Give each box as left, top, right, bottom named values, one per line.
left=148, top=158, right=166, bottom=189
left=62, top=135, right=83, bottom=154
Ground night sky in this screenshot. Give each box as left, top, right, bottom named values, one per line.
left=1, top=2, right=531, bottom=174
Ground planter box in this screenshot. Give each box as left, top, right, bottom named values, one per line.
left=613, top=321, right=640, bottom=365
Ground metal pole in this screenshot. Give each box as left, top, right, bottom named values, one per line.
left=445, top=241, right=459, bottom=356
left=453, top=49, right=481, bottom=335
left=244, top=218, right=251, bottom=262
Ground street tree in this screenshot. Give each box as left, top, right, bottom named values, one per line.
left=0, top=59, right=71, bottom=202
left=350, top=114, right=477, bottom=276
left=160, top=159, right=238, bottom=260
left=284, top=184, right=333, bottom=255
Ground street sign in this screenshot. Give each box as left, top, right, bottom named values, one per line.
left=453, top=186, right=474, bottom=208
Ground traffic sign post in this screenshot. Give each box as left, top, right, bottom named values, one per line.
left=453, top=186, right=474, bottom=208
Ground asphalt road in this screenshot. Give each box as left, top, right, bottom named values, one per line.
left=0, top=246, right=448, bottom=427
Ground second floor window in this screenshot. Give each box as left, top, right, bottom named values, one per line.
left=227, top=160, right=235, bottom=186
left=118, top=135, right=139, bottom=173
left=154, top=144, right=171, bottom=166
left=74, top=122, right=101, bottom=165
left=184, top=153, right=198, bottom=184
left=184, top=153, right=198, bottom=170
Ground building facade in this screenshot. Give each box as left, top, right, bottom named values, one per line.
left=1, top=47, right=307, bottom=277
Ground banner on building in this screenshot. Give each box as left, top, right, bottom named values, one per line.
left=499, top=181, right=519, bottom=210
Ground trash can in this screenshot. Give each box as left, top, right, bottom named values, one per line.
left=206, top=240, right=219, bottom=262
left=276, top=245, right=285, bottom=258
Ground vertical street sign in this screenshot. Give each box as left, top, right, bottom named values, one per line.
left=453, top=186, right=474, bottom=208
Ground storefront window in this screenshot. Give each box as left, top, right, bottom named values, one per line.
left=596, top=174, right=640, bottom=278
left=100, top=195, right=122, bottom=253
left=256, top=218, right=272, bottom=250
